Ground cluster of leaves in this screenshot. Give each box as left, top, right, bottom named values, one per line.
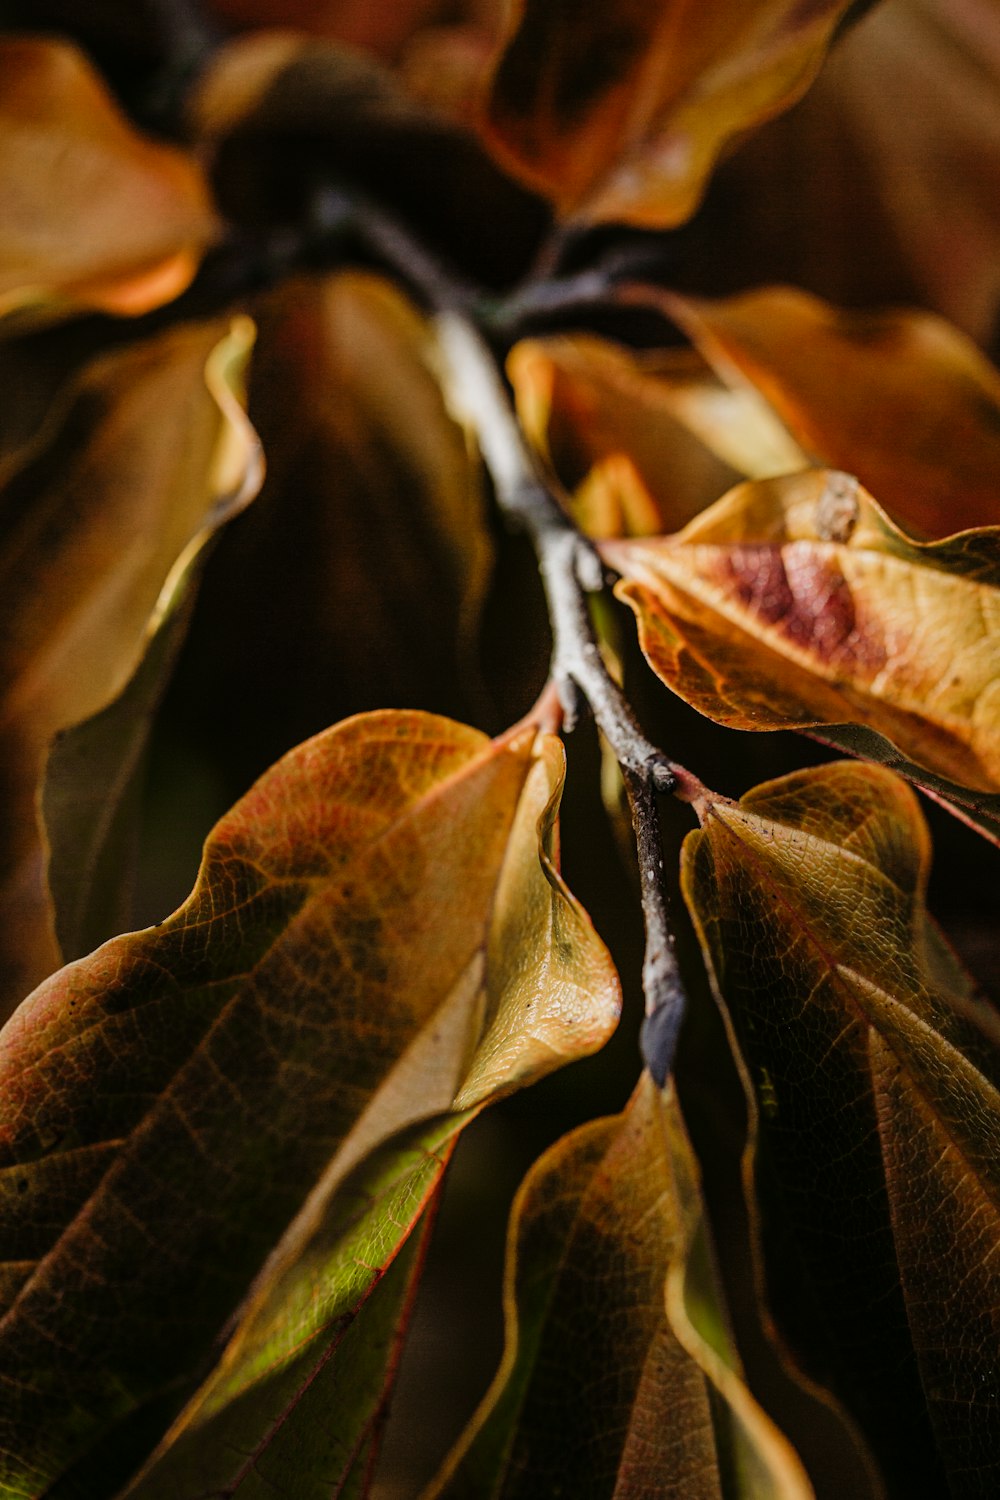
left=0, top=2, right=999, bottom=1498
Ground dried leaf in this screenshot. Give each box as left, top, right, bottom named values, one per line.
left=681, top=760, right=1000, bottom=1495
left=0, top=317, right=261, bottom=1020
left=0, top=711, right=620, bottom=1495
left=662, top=285, right=1000, bottom=538
left=604, top=469, right=1000, bottom=796
left=0, top=38, right=216, bottom=320
left=428, top=1072, right=811, bottom=1499
left=509, top=334, right=804, bottom=538
left=485, top=0, right=852, bottom=226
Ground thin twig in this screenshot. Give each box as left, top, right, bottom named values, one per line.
left=432, top=310, right=699, bottom=1086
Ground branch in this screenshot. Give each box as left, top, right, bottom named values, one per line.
left=342, top=197, right=703, bottom=1082
left=432, top=312, right=701, bottom=1085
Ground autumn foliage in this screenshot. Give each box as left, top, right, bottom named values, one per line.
left=0, top=2, right=998, bottom=1498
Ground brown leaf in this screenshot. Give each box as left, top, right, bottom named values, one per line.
left=660, top=285, right=1000, bottom=538
left=508, top=334, right=804, bottom=538
left=604, top=468, right=1000, bottom=795
left=687, top=0, right=1000, bottom=346
left=428, top=1073, right=811, bottom=1499
left=485, top=0, right=853, bottom=226
left=0, top=318, right=261, bottom=1018
left=682, top=760, right=1000, bottom=1495
left=178, top=271, right=493, bottom=768
left=0, top=38, right=217, bottom=320
left=0, top=710, right=620, bottom=1495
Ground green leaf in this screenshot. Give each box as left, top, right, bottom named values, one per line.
left=0, top=316, right=261, bottom=1020
left=681, top=761, right=1000, bottom=1496
left=427, top=1072, right=811, bottom=1499
left=0, top=710, right=620, bottom=1496
left=124, top=1114, right=462, bottom=1500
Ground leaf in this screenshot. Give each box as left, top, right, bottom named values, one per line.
left=0, top=38, right=217, bottom=321
left=604, top=468, right=1000, bottom=797
left=428, top=1072, right=811, bottom=1499
left=0, top=317, right=262, bottom=1022
left=124, top=1115, right=459, bottom=1500
left=660, top=285, right=1000, bottom=538
left=175, top=271, right=493, bottom=759
left=681, top=760, right=1000, bottom=1496
left=508, top=336, right=761, bottom=538
left=0, top=710, right=621, bottom=1496
left=485, top=0, right=852, bottom=227
left=806, top=724, right=1000, bottom=851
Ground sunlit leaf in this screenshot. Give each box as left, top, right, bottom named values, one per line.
left=0, top=711, right=620, bottom=1496
left=681, top=760, right=1000, bottom=1496
left=125, top=1116, right=457, bottom=1500
left=0, top=38, right=217, bottom=321
left=428, top=1072, right=811, bottom=1499
left=0, top=317, right=261, bottom=1021
left=660, top=285, right=1000, bottom=537
left=485, top=0, right=852, bottom=226
left=509, top=334, right=804, bottom=538
left=604, top=468, right=1000, bottom=796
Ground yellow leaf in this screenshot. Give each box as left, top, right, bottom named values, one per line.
left=0, top=318, right=261, bottom=1018
left=605, top=468, right=1000, bottom=794
left=509, top=334, right=805, bottom=538
left=0, top=39, right=217, bottom=321
left=428, top=1073, right=811, bottom=1498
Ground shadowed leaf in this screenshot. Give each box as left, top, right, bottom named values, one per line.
left=681, top=760, right=1000, bottom=1496
left=180, top=271, right=493, bottom=765
left=0, top=317, right=261, bottom=1020
left=0, top=38, right=216, bottom=321
left=604, top=468, right=1000, bottom=796
left=0, top=710, right=620, bottom=1496
left=660, top=286, right=1000, bottom=538
left=485, top=0, right=852, bottom=226
left=427, top=1072, right=811, bottom=1500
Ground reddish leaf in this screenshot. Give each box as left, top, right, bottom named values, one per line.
left=604, top=469, right=1000, bottom=796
